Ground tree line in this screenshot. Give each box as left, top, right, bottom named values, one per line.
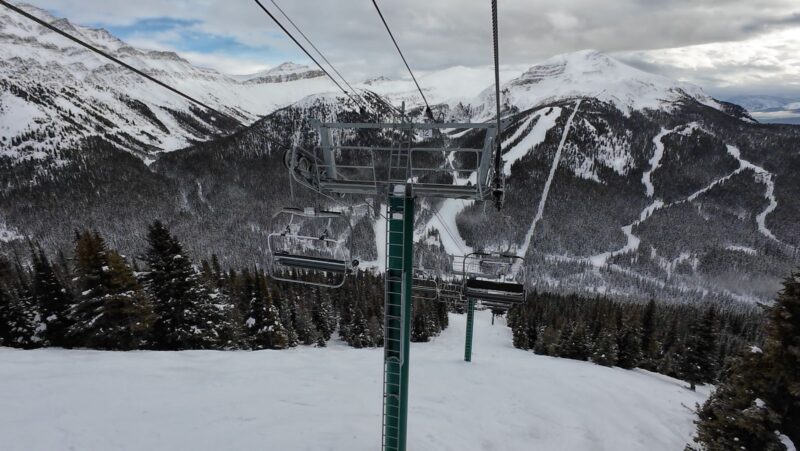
left=0, top=221, right=448, bottom=351
left=505, top=280, right=799, bottom=450
left=506, top=292, right=765, bottom=389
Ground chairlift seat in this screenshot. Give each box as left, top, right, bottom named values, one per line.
left=273, top=252, right=350, bottom=274
left=464, top=277, right=525, bottom=304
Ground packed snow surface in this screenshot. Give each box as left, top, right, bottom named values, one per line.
left=501, top=107, right=562, bottom=176
left=0, top=311, right=709, bottom=451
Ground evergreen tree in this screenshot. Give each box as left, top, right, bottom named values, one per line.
left=691, top=349, right=785, bottom=450
left=242, top=272, right=287, bottom=349
left=766, top=270, right=800, bottom=443
left=561, top=323, right=590, bottom=361
left=31, top=249, right=73, bottom=347
left=680, top=307, right=718, bottom=391
left=311, top=288, right=335, bottom=346
left=1, top=283, right=42, bottom=348
left=69, top=232, right=154, bottom=350
left=616, top=324, right=642, bottom=369
left=592, top=328, right=619, bottom=367
left=692, top=271, right=799, bottom=449
left=144, top=221, right=233, bottom=350
left=640, top=299, right=658, bottom=369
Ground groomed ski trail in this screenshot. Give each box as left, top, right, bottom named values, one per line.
left=515, top=100, right=581, bottom=270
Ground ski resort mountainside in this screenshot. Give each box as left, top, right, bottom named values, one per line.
left=0, top=6, right=798, bottom=305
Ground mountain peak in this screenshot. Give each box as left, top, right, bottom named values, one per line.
left=15, top=3, right=57, bottom=22
left=502, top=49, right=719, bottom=113
left=238, top=62, right=325, bottom=84
left=266, top=62, right=314, bottom=75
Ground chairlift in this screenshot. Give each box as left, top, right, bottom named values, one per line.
left=461, top=252, right=527, bottom=306
left=438, top=279, right=464, bottom=304
left=285, top=120, right=499, bottom=200
left=411, top=267, right=439, bottom=301
left=267, top=207, right=359, bottom=288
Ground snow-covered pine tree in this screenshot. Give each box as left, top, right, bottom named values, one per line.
left=292, top=300, right=320, bottom=346
left=766, top=269, right=800, bottom=443
left=311, top=287, right=335, bottom=346
left=690, top=347, right=785, bottom=451
left=69, top=232, right=155, bottom=350
left=0, top=281, right=42, bottom=348
left=680, top=306, right=718, bottom=391
left=616, top=323, right=643, bottom=369
left=275, top=286, right=299, bottom=347
left=31, top=248, right=73, bottom=347
left=411, top=299, right=433, bottom=342
left=243, top=270, right=287, bottom=349
left=561, top=323, right=590, bottom=361
left=640, top=299, right=659, bottom=370
left=144, top=221, right=236, bottom=350
left=592, top=327, right=619, bottom=367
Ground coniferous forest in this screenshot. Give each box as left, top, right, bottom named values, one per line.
left=2, top=220, right=797, bottom=449
left=0, top=221, right=448, bottom=351
left=506, top=294, right=765, bottom=388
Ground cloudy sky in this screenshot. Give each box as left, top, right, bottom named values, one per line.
left=23, top=0, right=800, bottom=99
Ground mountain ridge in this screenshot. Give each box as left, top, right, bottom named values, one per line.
left=0, top=5, right=798, bottom=305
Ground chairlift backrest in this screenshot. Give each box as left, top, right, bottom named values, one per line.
left=411, top=267, right=439, bottom=301
left=285, top=120, right=498, bottom=199
left=267, top=207, right=358, bottom=288
left=461, top=252, right=527, bottom=306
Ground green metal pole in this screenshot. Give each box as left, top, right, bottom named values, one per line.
left=383, top=187, right=414, bottom=451
left=464, top=298, right=475, bottom=362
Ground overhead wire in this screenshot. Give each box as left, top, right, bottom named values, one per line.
left=0, top=0, right=244, bottom=127
left=1, top=0, right=385, bottom=222
left=431, top=202, right=467, bottom=256
left=252, top=0, right=364, bottom=109
left=490, top=0, right=505, bottom=209
left=370, top=0, right=433, bottom=119
left=267, top=0, right=373, bottom=113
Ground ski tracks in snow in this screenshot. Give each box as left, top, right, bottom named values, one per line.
left=591, top=139, right=789, bottom=268
left=642, top=123, right=699, bottom=197
left=725, top=145, right=782, bottom=244
left=516, top=100, right=581, bottom=268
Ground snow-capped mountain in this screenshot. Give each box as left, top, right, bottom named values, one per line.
left=727, top=95, right=800, bottom=125
left=0, top=3, right=341, bottom=161
left=454, top=50, right=724, bottom=123
left=0, top=7, right=797, bottom=305
left=235, top=62, right=325, bottom=84
left=727, top=95, right=800, bottom=113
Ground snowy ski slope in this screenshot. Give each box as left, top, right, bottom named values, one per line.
left=0, top=311, right=709, bottom=451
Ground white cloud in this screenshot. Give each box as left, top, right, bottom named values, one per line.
left=17, top=0, right=800, bottom=98
left=178, top=52, right=272, bottom=75
left=617, top=28, right=800, bottom=97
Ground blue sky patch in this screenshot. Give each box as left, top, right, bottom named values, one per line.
left=102, top=17, right=267, bottom=55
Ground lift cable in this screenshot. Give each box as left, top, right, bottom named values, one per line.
left=4, top=0, right=389, bottom=227
left=371, top=0, right=434, bottom=119
left=0, top=0, right=244, bottom=127
left=431, top=204, right=467, bottom=256
left=267, top=0, right=372, bottom=112
left=490, top=0, right=505, bottom=209
left=252, top=0, right=364, bottom=108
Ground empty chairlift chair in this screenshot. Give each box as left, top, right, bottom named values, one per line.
left=281, top=119, right=499, bottom=201
left=461, top=252, right=527, bottom=307
left=438, top=279, right=463, bottom=303
left=268, top=207, right=358, bottom=288
left=411, top=267, right=439, bottom=301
